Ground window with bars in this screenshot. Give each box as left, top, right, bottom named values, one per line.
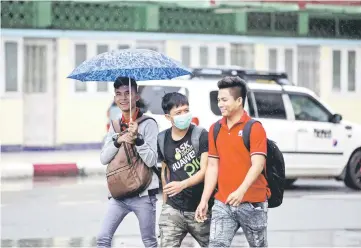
left=96, top=44, right=109, bottom=92
left=230, top=44, right=254, bottom=68
left=199, top=46, right=208, bottom=66
left=74, top=44, right=87, bottom=92
left=332, top=50, right=341, bottom=92
left=4, top=42, right=18, bottom=92
left=181, top=46, right=191, bottom=67
left=297, top=46, right=320, bottom=95
left=348, top=51, right=356, bottom=92
left=216, top=47, right=225, bottom=66
left=332, top=49, right=357, bottom=93
left=268, top=49, right=278, bottom=71
left=24, top=44, right=47, bottom=93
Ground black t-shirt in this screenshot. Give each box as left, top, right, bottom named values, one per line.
left=158, top=125, right=209, bottom=212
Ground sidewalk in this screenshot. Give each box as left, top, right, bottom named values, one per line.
left=0, top=150, right=106, bottom=179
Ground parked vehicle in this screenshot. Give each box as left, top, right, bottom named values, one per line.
left=105, top=67, right=361, bottom=190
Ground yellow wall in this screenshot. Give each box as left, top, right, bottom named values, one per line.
left=2, top=38, right=360, bottom=147
left=254, top=44, right=267, bottom=70
left=319, top=46, right=361, bottom=124
left=53, top=39, right=183, bottom=145
left=0, top=98, right=23, bottom=144
left=165, top=40, right=181, bottom=61
left=55, top=39, right=111, bottom=144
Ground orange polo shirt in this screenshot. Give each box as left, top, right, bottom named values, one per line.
left=208, top=111, right=270, bottom=204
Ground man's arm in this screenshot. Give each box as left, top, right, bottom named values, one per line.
left=135, top=120, right=159, bottom=167
left=182, top=152, right=208, bottom=189
left=200, top=125, right=219, bottom=203
left=161, top=162, right=168, bottom=203
left=236, top=122, right=267, bottom=194
left=200, top=157, right=219, bottom=203
left=100, top=123, right=119, bottom=165
left=236, top=155, right=265, bottom=194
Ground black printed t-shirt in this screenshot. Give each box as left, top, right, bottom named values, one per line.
left=158, top=125, right=208, bottom=212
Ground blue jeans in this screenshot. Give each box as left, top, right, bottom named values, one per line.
left=209, top=199, right=268, bottom=248
left=97, top=195, right=158, bottom=248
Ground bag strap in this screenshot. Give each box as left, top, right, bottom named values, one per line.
left=157, top=129, right=168, bottom=160
left=136, top=114, right=157, bottom=126
left=242, top=119, right=259, bottom=152
left=191, top=125, right=205, bottom=157
left=213, top=120, right=222, bottom=149
left=111, top=119, right=121, bottom=133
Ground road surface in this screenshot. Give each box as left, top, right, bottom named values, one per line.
left=1, top=177, right=361, bottom=247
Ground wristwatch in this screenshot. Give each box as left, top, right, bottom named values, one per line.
left=135, top=133, right=145, bottom=146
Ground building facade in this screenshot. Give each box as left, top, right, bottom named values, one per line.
left=1, top=1, right=360, bottom=150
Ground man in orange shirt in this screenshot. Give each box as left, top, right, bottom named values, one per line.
left=195, top=76, right=270, bottom=247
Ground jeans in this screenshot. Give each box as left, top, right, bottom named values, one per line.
left=96, top=195, right=158, bottom=248
left=158, top=204, right=211, bottom=247
left=209, top=199, right=268, bottom=248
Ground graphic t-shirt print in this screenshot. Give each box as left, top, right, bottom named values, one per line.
left=171, top=140, right=201, bottom=177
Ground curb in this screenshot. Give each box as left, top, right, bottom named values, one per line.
left=1, top=162, right=106, bottom=179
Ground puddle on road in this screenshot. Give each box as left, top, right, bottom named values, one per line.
left=2, top=229, right=361, bottom=247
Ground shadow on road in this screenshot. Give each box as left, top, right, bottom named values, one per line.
left=2, top=228, right=361, bottom=247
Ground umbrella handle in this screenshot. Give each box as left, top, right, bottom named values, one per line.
left=129, top=77, right=132, bottom=120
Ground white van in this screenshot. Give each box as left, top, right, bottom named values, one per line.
left=136, top=68, right=361, bottom=190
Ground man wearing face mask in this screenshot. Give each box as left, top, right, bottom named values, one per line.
left=157, top=92, right=212, bottom=247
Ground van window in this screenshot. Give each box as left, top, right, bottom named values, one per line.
left=209, top=91, right=255, bottom=117
left=288, top=93, right=331, bottom=122
left=138, top=86, right=189, bottom=115
left=253, top=92, right=287, bottom=119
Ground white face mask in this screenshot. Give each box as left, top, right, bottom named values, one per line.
left=173, top=112, right=192, bottom=130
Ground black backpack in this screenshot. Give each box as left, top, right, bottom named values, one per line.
left=213, top=119, right=285, bottom=208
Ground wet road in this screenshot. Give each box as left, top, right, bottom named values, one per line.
left=1, top=177, right=361, bottom=247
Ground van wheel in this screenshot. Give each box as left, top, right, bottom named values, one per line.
left=344, top=150, right=361, bottom=190
left=285, top=179, right=297, bottom=188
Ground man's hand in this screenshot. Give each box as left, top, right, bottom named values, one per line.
left=117, top=132, right=136, bottom=145
left=163, top=181, right=186, bottom=197
left=225, top=189, right=245, bottom=207
left=128, top=120, right=138, bottom=136
left=195, top=200, right=208, bottom=223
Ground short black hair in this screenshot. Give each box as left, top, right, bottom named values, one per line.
left=161, top=92, right=189, bottom=114
left=217, top=76, right=247, bottom=106
left=113, top=76, right=147, bottom=109
left=114, top=76, right=137, bottom=92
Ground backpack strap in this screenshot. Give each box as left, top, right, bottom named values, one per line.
left=157, top=129, right=168, bottom=160
left=213, top=120, right=222, bottom=149
left=191, top=125, right=205, bottom=157
left=135, top=114, right=157, bottom=126
left=111, top=119, right=121, bottom=133
left=242, top=119, right=259, bottom=152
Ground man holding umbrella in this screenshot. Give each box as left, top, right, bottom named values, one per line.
left=97, top=77, right=160, bottom=248
left=67, top=48, right=193, bottom=247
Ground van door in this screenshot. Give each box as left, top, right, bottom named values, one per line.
left=252, top=91, right=298, bottom=176
left=287, top=92, right=346, bottom=175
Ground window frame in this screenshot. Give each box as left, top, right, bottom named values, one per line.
left=69, top=39, right=135, bottom=97
left=330, top=46, right=361, bottom=96
left=178, top=42, right=231, bottom=68
left=252, top=90, right=288, bottom=120
left=230, top=43, right=255, bottom=69
left=265, top=45, right=298, bottom=85
left=286, top=91, right=333, bottom=123
left=1, top=37, right=24, bottom=98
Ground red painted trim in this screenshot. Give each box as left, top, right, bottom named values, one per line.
left=260, top=0, right=361, bottom=7
left=33, top=163, right=79, bottom=177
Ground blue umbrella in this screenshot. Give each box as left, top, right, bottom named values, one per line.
left=67, top=48, right=192, bottom=113
left=67, top=48, right=192, bottom=82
